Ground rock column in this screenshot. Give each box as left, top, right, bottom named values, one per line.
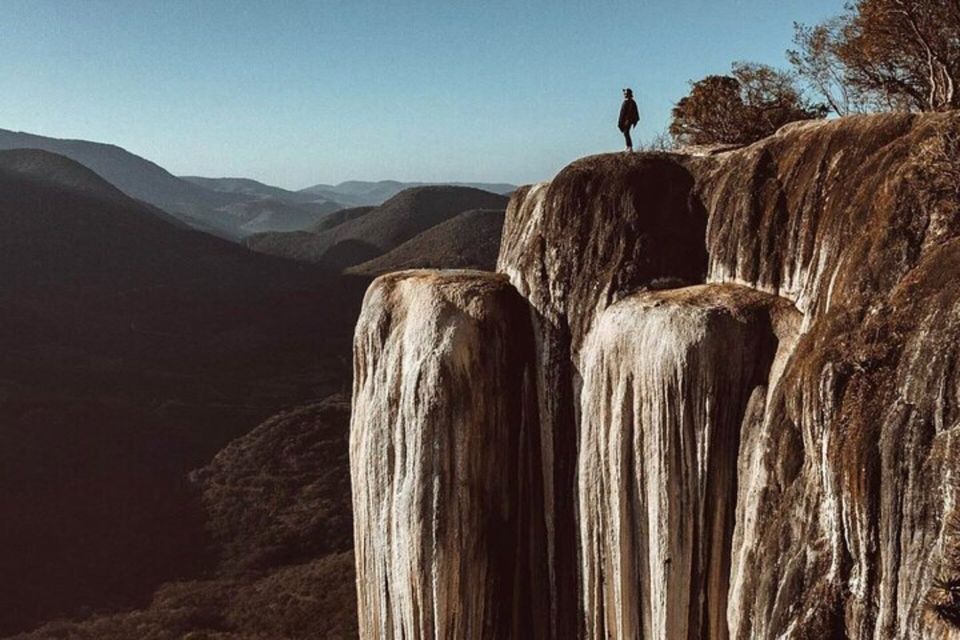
left=350, top=270, right=549, bottom=640
left=578, top=285, right=780, bottom=640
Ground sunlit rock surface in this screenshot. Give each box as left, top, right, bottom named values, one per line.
left=496, top=159, right=711, bottom=638
left=352, top=112, right=960, bottom=639
left=695, top=113, right=960, bottom=639
left=350, top=270, right=550, bottom=640
left=578, top=285, right=789, bottom=640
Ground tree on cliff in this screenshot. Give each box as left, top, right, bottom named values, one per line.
left=788, top=18, right=872, bottom=116
left=790, top=0, right=960, bottom=113
left=669, top=62, right=825, bottom=146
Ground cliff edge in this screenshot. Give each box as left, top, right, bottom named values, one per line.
left=351, top=112, right=960, bottom=639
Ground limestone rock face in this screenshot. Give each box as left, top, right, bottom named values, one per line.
left=496, top=159, right=712, bottom=638
left=352, top=112, right=960, bottom=639
left=497, top=112, right=960, bottom=639
left=498, top=155, right=709, bottom=350
left=696, top=113, right=927, bottom=318
left=350, top=270, right=549, bottom=640
left=578, top=285, right=788, bottom=640
left=692, top=113, right=960, bottom=639
left=727, top=238, right=960, bottom=640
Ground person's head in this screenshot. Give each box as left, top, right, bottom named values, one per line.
left=623, top=88, right=633, bottom=98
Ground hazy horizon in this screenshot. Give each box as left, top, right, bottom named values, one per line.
left=2, top=0, right=842, bottom=189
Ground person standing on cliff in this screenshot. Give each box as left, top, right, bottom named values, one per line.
left=619, top=88, right=640, bottom=152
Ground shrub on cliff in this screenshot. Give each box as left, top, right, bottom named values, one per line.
left=669, top=62, right=826, bottom=146
left=904, top=117, right=960, bottom=244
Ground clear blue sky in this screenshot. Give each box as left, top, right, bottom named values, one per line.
left=0, top=0, right=843, bottom=189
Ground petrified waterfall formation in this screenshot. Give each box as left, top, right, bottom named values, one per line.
left=350, top=271, right=549, bottom=639
left=351, top=113, right=960, bottom=638
left=578, top=286, right=791, bottom=640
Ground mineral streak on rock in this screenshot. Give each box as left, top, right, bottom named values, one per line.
left=354, top=112, right=960, bottom=640
left=695, top=113, right=926, bottom=318
left=699, top=113, right=960, bottom=639
left=496, top=158, right=712, bottom=639
left=497, top=182, right=551, bottom=314
left=578, top=285, right=784, bottom=640
left=497, top=181, right=580, bottom=639
left=350, top=270, right=550, bottom=639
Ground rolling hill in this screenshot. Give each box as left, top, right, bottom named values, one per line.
left=307, top=205, right=375, bottom=233
left=246, top=186, right=509, bottom=269
left=213, top=197, right=343, bottom=236
left=346, top=208, right=506, bottom=275
left=299, top=179, right=515, bottom=206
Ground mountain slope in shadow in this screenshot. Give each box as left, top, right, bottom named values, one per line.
left=347, top=208, right=506, bottom=276
left=0, top=128, right=240, bottom=234
left=0, top=150, right=370, bottom=636
left=246, top=186, right=509, bottom=269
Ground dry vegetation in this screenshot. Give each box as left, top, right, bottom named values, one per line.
left=9, top=399, right=358, bottom=640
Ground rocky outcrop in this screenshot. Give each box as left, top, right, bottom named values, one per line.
left=351, top=112, right=960, bottom=639
left=496, top=161, right=711, bottom=638
left=498, top=156, right=708, bottom=349
left=697, top=114, right=960, bottom=640
left=350, top=270, right=549, bottom=639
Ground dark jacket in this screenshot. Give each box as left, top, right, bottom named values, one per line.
left=618, top=98, right=639, bottom=130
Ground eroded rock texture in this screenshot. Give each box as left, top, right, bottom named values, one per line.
left=578, top=285, right=787, bottom=640
left=695, top=114, right=960, bottom=640
left=497, top=113, right=960, bottom=639
left=350, top=270, right=549, bottom=639
left=352, top=112, right=960, bottom=639
left=497, top=159, right=711, bottom=639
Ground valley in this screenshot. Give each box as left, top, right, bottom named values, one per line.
left=0, top=137, right=508, bottom=638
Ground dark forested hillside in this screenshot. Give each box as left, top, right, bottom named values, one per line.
left=247, top=186, right=508, bottom=269
left=0, top=150, right=369, bottom=636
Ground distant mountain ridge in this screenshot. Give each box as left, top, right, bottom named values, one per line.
left=298, top=179, right=516, bottom=207
left=0, top=130, right=333, bottom=240
left=182, top=176, right=325, bottom=204
left=0, top=128, right=240, bottom=236
left=0, top=127, right=517, bottom=242
left=186, top=177, right=517, bottom=208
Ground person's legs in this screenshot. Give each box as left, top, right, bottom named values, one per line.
left=622, top=126, right=633, bottom=151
